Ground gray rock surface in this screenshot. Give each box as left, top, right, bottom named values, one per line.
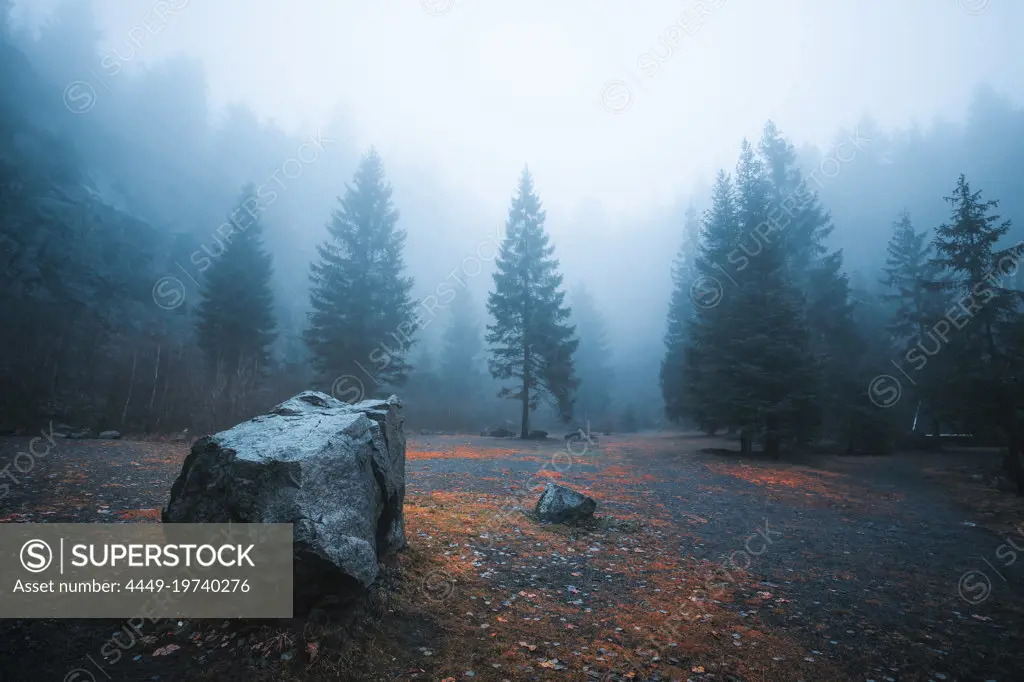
left=162, top=391, right=406, bottom=610
left=535, top=482, right=597, bottom=524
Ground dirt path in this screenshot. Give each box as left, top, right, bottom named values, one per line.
left=1, top=432, right=1022, bottom=681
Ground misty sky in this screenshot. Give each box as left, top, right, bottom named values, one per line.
left=11, top=0, right=1024, bottom=220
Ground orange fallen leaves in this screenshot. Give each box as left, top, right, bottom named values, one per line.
left=116, top=508, right=161, bottom=521
left=406, top=442, right=545, bottom=463
left=399, top=479, right=841, bottom=681
left=704, top=460, right=900, bottom=510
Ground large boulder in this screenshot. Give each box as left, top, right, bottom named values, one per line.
left=535, top=482, right=597, bottom=524
left=162, top=391, right=406, bottom=612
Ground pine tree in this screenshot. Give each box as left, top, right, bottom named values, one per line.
left=758, top=120, right=831, bottom=285
left=660, top=206, right=701, bottom=425
left=194, top=184, right=277, bottom=383
left=759, top=121, right=868, bottom=450
left=305, top=147, right=416, bottom=393
left=570, top=284, right=614, bottom=426
left=727, top=139, right=819, bottom=455
left=486, top=167, right=578, bottom=437
left=757, top=120, right=850, bottom=356
left=930, top=175, right=1016, bottom=347
left=881, top=212, right=943, bottom=342
left=439, top=290, right=485, bottom=424
left=929, top=175, right=1022, bottom=482
left=681, top=171, right=741, bottom=433
left=681, top=144, right=818, bottom=453
left=878, top=211, right=949, bottom=438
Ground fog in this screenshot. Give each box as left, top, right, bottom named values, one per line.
left=2, top=0, right=1024, bottom=432
left=7, top=6, right=1024, bottom=678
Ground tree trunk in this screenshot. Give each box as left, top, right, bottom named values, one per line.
left=156, top=359, right=170, bottom=431
left=147, top=342, right=161, bottom=430
left=520, top=337, right=531, bottom=438
left=521, top=224, right=531, bottom=439
left=121, top=349, right=137, bottom=428
left=740, top=430, right=752, bottom=455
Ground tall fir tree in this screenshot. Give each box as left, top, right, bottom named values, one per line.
left=759, top=121, right=871, bottom=449
left=486, top=167, right=578, bottom=437
left=682, top=144, right=818, bottom=453
left=661, top=205, right=702, bottom=425
left=930, top=175, right=1017, bottom=351
left=570, top=284, right=614, bottom=426
left=680, top=171, right=741, bottom=433
left=305, top=148, right=416, bottom=393
left=757, top=121, right=833, bottom=284
left=880, top=211, right=949, bottom=438
left=194, top=184, right=277, bottom=383
left=726, top=139, right=819, bottom=454
left=928, top=175, right=1022, bottom=483
left=881, top=211, right=943, bottom=343
left=757, top=120, right=851, bottom=355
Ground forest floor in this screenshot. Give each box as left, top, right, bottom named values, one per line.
left=1, top=431, right=1023, bottom=681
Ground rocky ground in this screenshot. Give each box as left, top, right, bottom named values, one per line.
left=1, top=431, right=1023, bottom=681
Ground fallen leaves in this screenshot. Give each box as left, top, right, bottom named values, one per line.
left=401, top=479, right=839, bottom=681
left=116, top=508, right=161, bottom=521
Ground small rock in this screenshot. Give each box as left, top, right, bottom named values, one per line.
left=99, top=430, right=121, bottom=439
left=535, top=483, right=597, bottom=524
